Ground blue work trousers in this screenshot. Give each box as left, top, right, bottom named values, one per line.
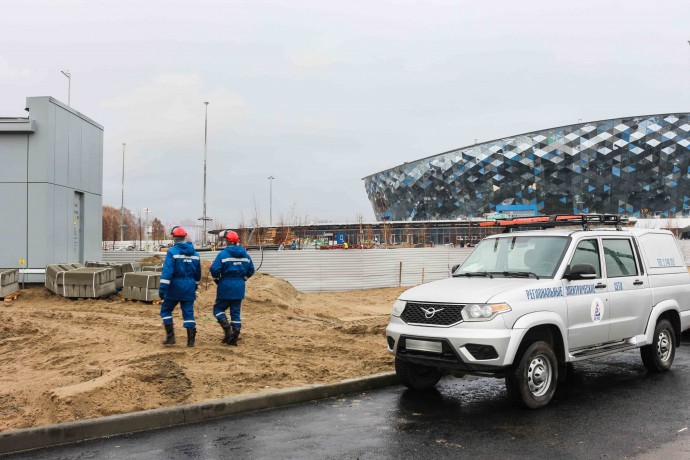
left=213, top=298, right=243, bottom=329
left=160, top=299, right=196, bottom=328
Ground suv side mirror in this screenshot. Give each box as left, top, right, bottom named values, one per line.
left=451, top=264, right=460, bottom=274
left=564, top=263, right=597, bottom=280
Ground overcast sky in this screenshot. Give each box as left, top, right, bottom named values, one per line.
left=2, top=0, right=689, bottom=227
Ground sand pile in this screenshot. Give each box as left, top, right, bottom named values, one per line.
left=0, top=271, right=404, bottom=431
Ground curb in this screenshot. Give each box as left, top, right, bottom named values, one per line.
left=0, top=372, right=399, bottom=455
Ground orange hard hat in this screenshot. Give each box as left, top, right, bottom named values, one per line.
left=225, top=231, right=239, bottom=243
left=171, top=226, right=187, bottom=237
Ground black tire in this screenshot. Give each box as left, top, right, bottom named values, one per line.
left=395, top=357, right=443, bottom=390
left=641, top=318, right=675, bottom=372
left=505, top=340, right=558, bottom=409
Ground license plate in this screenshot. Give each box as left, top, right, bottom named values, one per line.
left=405, top=339, right=443, bottom=354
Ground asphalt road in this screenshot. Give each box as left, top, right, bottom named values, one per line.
left=8, top=336, right=690, bottom=459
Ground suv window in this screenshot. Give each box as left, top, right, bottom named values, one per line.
left=457, top=235, right=568, bottom=278
left=603, top=239, right=638, bottom=277
left=570, top=239, right=601, bottom=277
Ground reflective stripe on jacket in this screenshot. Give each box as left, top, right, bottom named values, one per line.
left=210, top=245, right=255, bottom=299
left=159, top=241, right=202, bottom=301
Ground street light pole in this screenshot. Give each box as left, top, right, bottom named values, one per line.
left=120, top=143, right=126, bottom=242
left=143, top=207, right=152, bottom=251
left=60, top=70, right=71, bottom=106
left=268, top=176, right=275, bottom=226
left=200, top=101, right=210, bottom=246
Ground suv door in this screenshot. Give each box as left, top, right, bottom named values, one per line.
left=603, top=237, right=652, bottom=341
left=564, top=238, right=610, bottom=349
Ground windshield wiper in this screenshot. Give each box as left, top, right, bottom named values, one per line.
left=454, top=271, right=493, bottom=278
left=501, top=271, right=541, bottom=279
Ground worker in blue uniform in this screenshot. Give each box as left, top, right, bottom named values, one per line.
left=210, top=230, right=255, bottom=346
left=159, top=226, right=202, bottom=347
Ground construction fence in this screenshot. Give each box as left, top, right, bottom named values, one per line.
left=101, top=240, right=690, bottom=293
left=102, top=247, right=473, bottom=292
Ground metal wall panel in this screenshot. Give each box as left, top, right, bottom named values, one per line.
left=68, top=112, right=83, bottom=190
left=81, top=123, right=100, bottom=194
left=83, top=192, right=102, bottom=262
left=52, top=185, right=72, bottom=263
left=0, top=183, right=27, bottom=268
left=27, top=183, right=53, bottom=269
left=0, top=134, right=28, bottom=182
left=53, top=104, right=69, bottom=186
left=26, top=97, right=52, bottom=183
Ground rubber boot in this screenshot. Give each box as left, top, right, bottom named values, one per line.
left=228, top=327, right=240, bottom=346
left=162, top=323, right=175, bottom=345
left=186, top=327, right=197, bottom=348
left=218, top=318, right=232, bottom=344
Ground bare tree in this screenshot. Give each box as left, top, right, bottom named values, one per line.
left=151, top=218, right=165, bottom=242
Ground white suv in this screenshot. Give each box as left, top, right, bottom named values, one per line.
left=386, top=215, right=690, bottom=408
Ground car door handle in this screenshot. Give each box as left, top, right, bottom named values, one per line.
left=595, top=283, right=607, bottom=289
left=633, top=280, right=644, bottom=286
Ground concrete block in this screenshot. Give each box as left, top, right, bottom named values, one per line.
left=141, top=265, right=163, bottom=273
left=0, top=282, right=19, bottom=298
left=123, top=272, right=160, bottom=302
left=44, top=265, right=117, bottom=298
left=0, top=269, right=18, bottom=286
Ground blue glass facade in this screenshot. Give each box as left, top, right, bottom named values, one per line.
left=364, top=114, right=690, bottom=221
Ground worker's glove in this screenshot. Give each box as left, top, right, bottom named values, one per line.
left=158, top=292, right=165, bottom=300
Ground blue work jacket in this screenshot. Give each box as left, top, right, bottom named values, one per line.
left=210, top=245, right=255, bottom=299
left=159, top=242, right=202, bottom=301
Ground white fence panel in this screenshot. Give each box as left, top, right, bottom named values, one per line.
left=101, top=248, right=473, bottom=292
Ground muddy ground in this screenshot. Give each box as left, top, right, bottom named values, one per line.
left=0, top=262, right=406, bottom=432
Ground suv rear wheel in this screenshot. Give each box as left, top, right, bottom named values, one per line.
left=395, top=358, right=443, bottom=390
left=506, top=340, right=558, bottom=409
left=641, top=318, right=675, bottom=372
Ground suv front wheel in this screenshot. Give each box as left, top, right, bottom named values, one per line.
left=641, top=318, right=675, bottom=372
left=506, top=340, right=558, bottom=409
left=395, top=357, right=443, bottom=390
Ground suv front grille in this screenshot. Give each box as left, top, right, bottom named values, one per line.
left=401, top=302, right=465, bottom=326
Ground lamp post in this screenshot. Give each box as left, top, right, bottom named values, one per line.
left=198, top=102, right=212, bottom=246
left=120, top=143, right=126, bottom=242
left=268, top=176, right=275, bottom=226
left=60, top=70, right=71, bottom=106
left=142, top=207, right=152, bottom=251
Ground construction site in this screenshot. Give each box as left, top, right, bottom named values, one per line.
left=0, top=258, right=406, bottom=432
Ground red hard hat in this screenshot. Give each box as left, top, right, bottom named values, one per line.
left=225, top=231, right=239, bottom=243
left=171, top=226, right=187, bottom=237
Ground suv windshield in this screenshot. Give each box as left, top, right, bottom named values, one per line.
left=455, top=235, right=569, bottom=279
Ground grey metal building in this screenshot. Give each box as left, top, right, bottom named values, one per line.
left=0, top=96, right=103, bottom=281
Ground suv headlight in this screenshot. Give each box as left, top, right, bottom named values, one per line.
left=461, top=303, right=511, bottom=322
left=391, top=299, right=406, bottom=317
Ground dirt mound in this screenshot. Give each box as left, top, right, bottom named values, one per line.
left=0, top=273, right=407, bottom=432
left=137, top=255, right=165, bottom=265
left=246, top=272, right=301, bottom=309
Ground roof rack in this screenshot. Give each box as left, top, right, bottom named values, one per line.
left=475, top=214, right=631, bottom=232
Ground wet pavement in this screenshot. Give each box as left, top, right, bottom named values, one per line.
left=7, top=336, right=690, bottom=459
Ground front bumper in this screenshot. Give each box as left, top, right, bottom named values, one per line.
left=386, top=316, right=521, bottom=375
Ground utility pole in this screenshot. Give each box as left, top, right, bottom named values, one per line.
left=143, top=207, right=152, bottom=251
left=61, top=70, right=71, bottom=106
left=120, top=143, right=126, bottom=242
left=199, top=101, right=212, bottom=246
left=268, top=176, right=275, bottom=226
